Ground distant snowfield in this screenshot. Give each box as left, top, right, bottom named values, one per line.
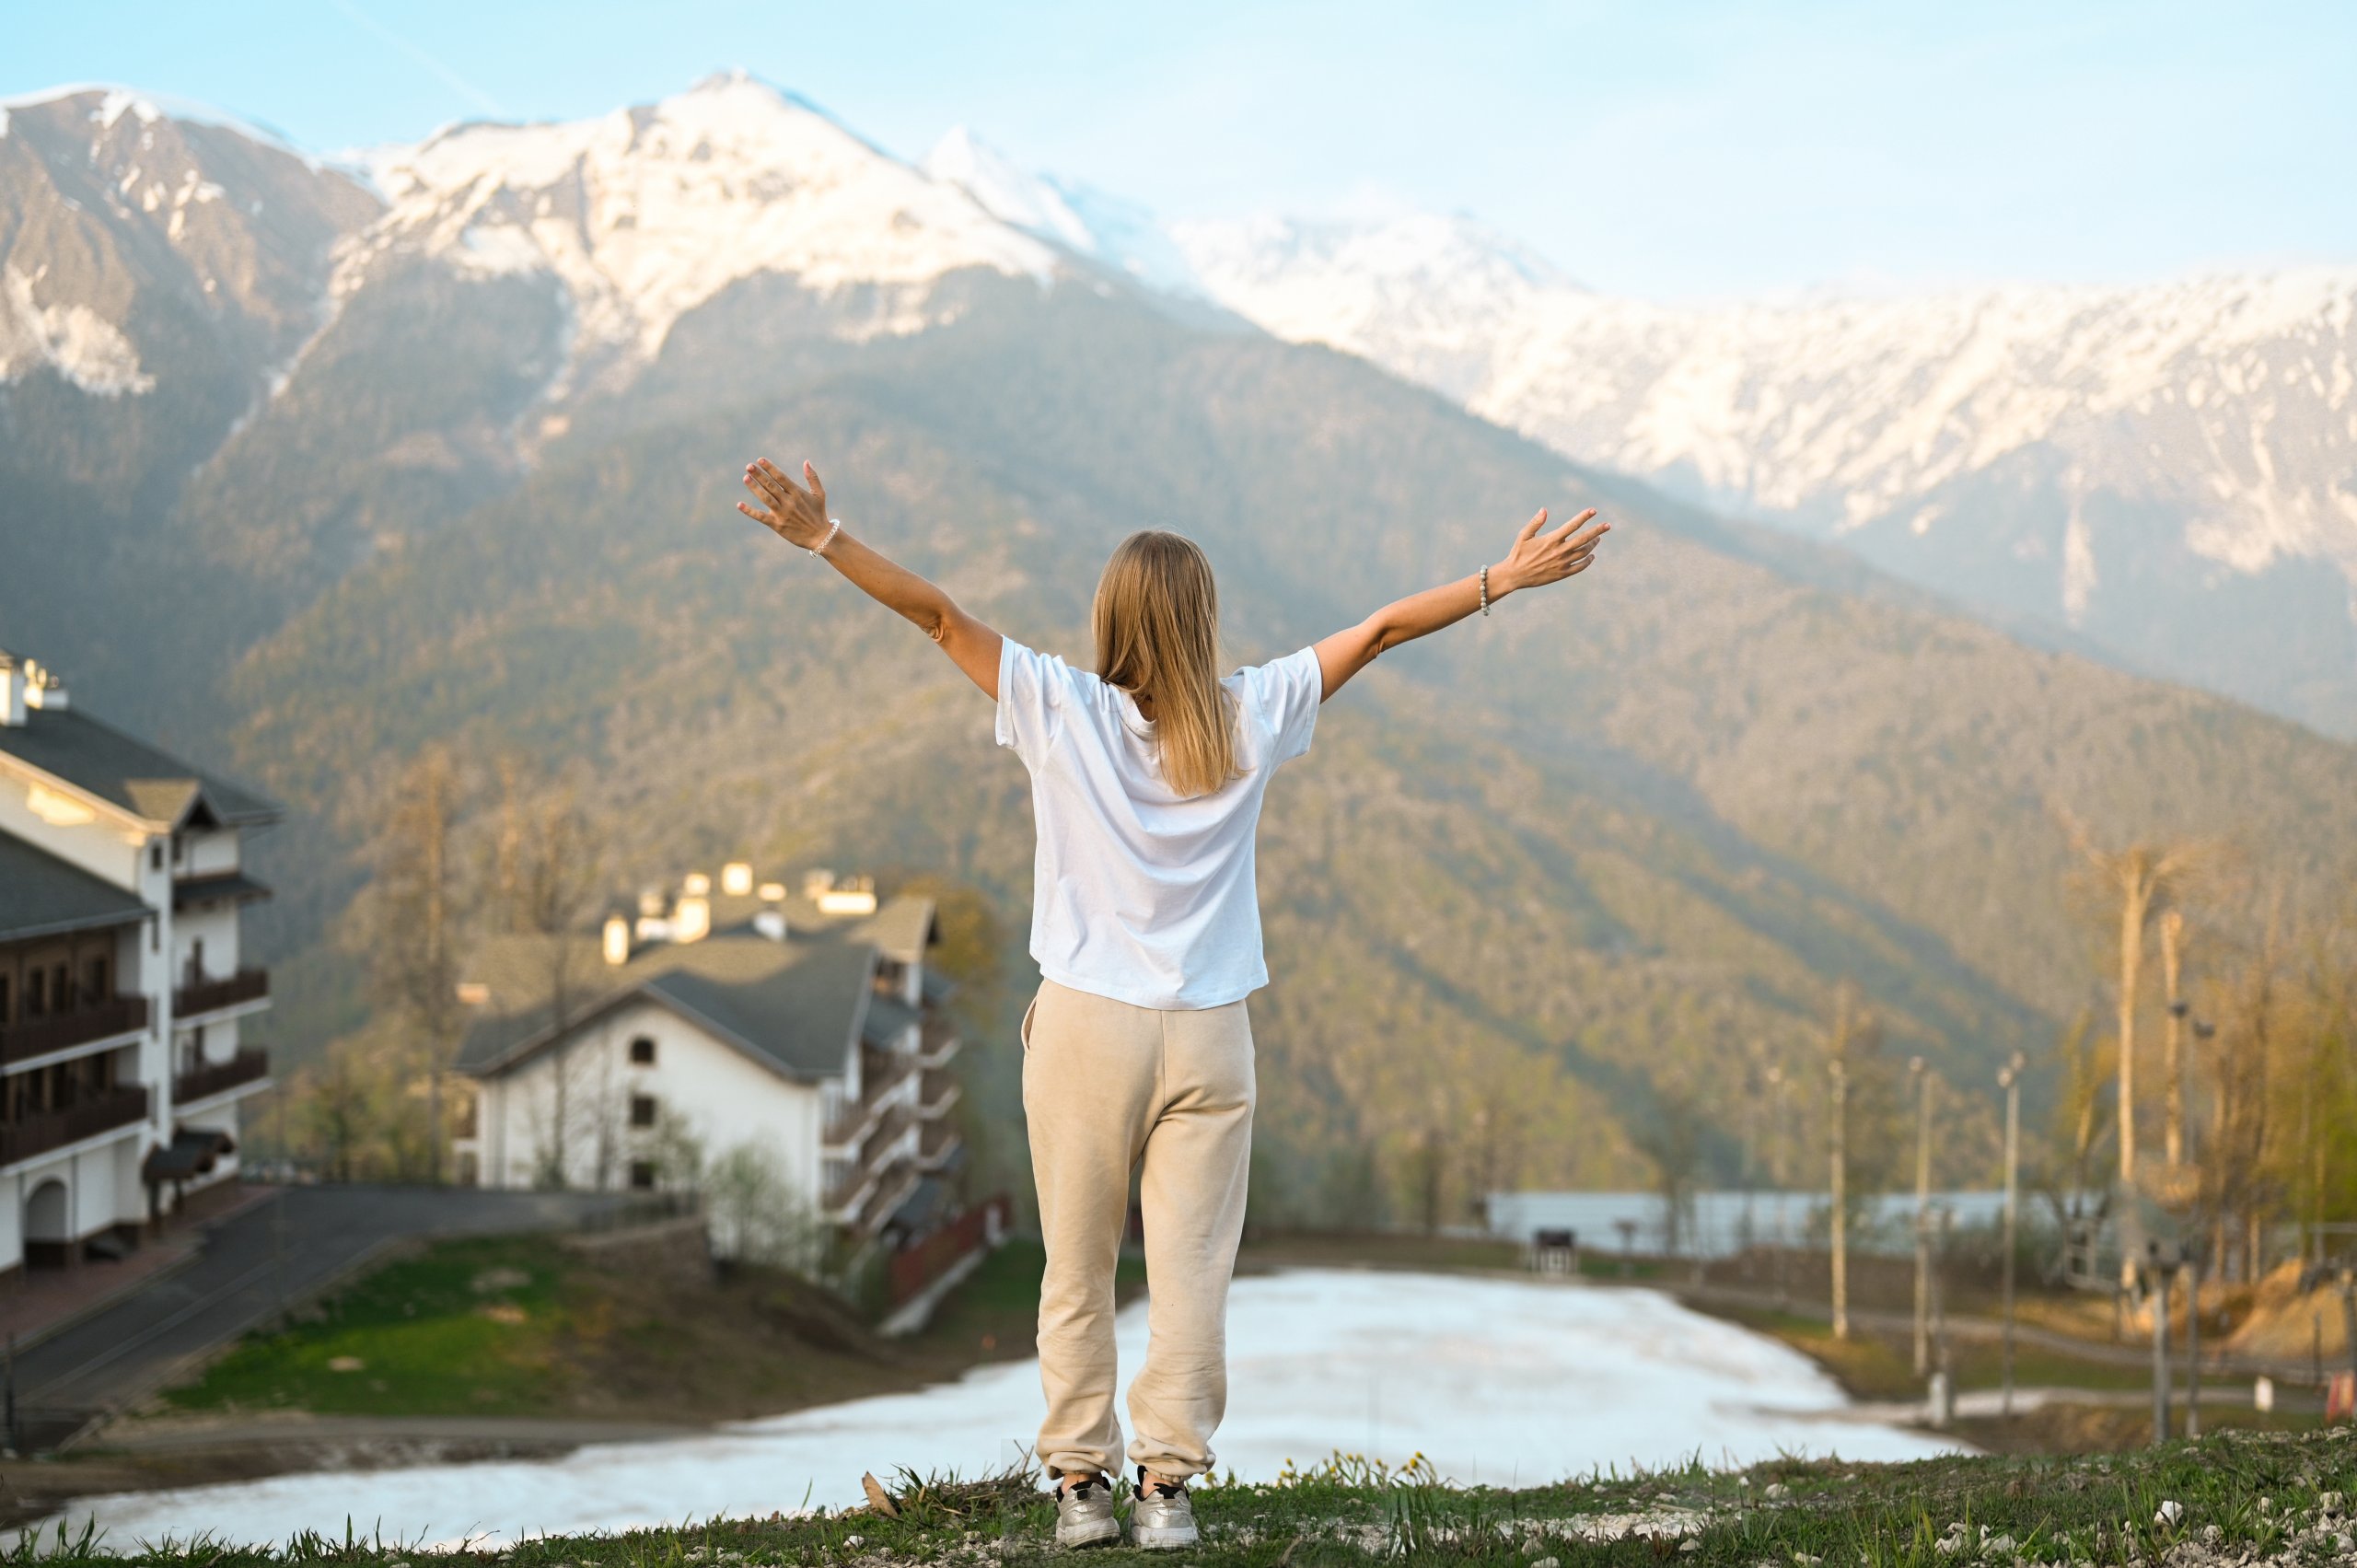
left=49, top=1269, right=1957, bottom=1550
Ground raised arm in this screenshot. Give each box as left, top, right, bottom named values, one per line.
left=738, top=458, right=1004, bottom=698
left=1312, top=507, right=1608, bottom=701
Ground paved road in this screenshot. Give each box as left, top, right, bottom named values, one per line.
left=11, top=1186, right=647, bottom=1450
left=1674, top=1279, right=2334, bottom=1385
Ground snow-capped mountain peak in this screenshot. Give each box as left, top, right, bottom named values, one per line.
left=354, top=73, right=1058, bottom=374
left=1168, top=211, right=1579, bottom=406
left=922, top=126, right=1202, bottom=298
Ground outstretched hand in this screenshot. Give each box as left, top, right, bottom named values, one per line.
left=1493, top=507, right=1608, bottom=595
left=737, top=458, right=832, bottom=552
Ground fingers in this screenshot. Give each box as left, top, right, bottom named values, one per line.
left=736, top=500, right=778, bottom=528
left=804, top=460, right=827, bottom=513
left=742, top=468, right=790, bottom=515
left=751, top=457, right=807, bottom=505
left=1550, top=507, right=1599, bottom=539
left=1515, top=507, right=1549, bottom=543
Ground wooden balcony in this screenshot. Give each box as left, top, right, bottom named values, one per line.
left=917, top=1120, right=961, bottom=1171
left=0, top=994, right=150, bottom=1065
left=175, top=968, right=268, bottom=1019
left=0, top=1085, right=149, bottom=1168
left=174, top=1047, right=270, bottom=1105
left=824, top=1107, right=919, bottom=1214
left=915, top=1068, right=960, bottom=1119
left=918, top=1016, right=959, bottom=1066
left=821, top=1057, right=915, bottom=1150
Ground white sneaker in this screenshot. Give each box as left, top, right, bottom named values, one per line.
left=1129, top=1471, right=1199, bottom=1551
left=1053, top=1474, right=1120, bottom=1549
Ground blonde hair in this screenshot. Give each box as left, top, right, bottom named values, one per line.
left=1092, top=530, right=1239, bottom=797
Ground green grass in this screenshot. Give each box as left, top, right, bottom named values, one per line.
left=916, top=1238, right=1144, bottom=1358
left=163, top=1237, right=575, bottom=1417
left=14, top=1429, right=2356, bottom=1565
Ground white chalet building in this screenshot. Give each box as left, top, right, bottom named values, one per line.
left=0, top=653, right=276, bottom=1277
left=452, top=868, right=964, bottom=1247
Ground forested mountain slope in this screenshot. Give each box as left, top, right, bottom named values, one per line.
left=5, top=80, right=2352, bottom=1214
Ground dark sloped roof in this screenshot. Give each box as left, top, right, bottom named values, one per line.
left=173, top=870, right=273, bottom=910
left=853, top=895, right=936, bottom=963
left=454, top=931, right=876, bottom=1084
left=860, top=992, right=919, bottom=1048
left=0, top=708, right=278, bottom=829
left=0, top=833, right=152, bottom=942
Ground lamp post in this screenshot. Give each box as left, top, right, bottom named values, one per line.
left=1765, top=1061, right=1791, bottom=1307
left=1829, top=1053, right=1849, bottom=1342
left=2185, top=1242, right=2202, bottom=1438
left=1999, top=1051, right=2026, bottom=1418
left=1910, top=1056, right=1933, bottom=1376
left=2146, top=1239, right=2182, bottom=1445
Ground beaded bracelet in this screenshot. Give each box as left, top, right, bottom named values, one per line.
left=1479, top=563, right=1491, bottom=616
left=810, top=518, right=842, bottom=558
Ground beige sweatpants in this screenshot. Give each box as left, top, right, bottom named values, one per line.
left=1021, top=978, right=1256, bottom=1482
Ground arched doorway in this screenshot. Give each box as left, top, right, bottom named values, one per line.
left=24, top=1178, right=72, bottom=1269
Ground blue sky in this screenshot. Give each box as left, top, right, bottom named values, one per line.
left=7, top=0, right=2351, bottom=300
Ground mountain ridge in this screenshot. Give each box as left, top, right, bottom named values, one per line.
left=923, top=130, right=2357, bottom=739
left=4, top=78, right=2352, bottom=1211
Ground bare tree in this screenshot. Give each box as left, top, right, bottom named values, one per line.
left=502, top=780, right=601, bottom=1188
left=1633, top=1076, right=1703, bottom=1263
left=2065, top=828, right=2207, bottom=1187
left=2161, top=910, right=2190, bottom=1167
left=2046, top=1008, right=2114, bottom=1204
left=371, top=748, right=466, bottom=1184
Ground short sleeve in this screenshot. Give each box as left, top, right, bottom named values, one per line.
left=1241, top=647, right=1322, bottom=766
left=995, top=639, right=1067, bottom=762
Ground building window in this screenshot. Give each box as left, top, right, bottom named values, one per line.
left=0, top=975, right=9, bottom=1025
left=629, top=1036, right=656, bottom=1065
left=150, top=843, right=163, bottom=874
left=630, top=1093, right=657, bottom=1128
left=629, top=1160, right=657, bottom=1191
left=86, top=956, right=108, bottom=1003
left=26, top=968, right=45, bottom=1018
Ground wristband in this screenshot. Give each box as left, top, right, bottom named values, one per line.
left=1479, top=563, right=1491, bottom=616
left=810, top=518, right=842, bottom=558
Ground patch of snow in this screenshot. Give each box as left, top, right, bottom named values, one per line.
left=352, top=73, right=1057, bottom=372
left=2062, top=503, right=2097, bottom=622
left=38, top=1270, right=1953, bottom=1548
left=93, top=88, right=161, bottom=130
left=923, top=126, right=1203, bottom=296
left=451, top=222, right=547, bottom=277
left=0, top=264, right=155, bottom=395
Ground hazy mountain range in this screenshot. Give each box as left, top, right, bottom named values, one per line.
left=4, top=75, right=2352, bottom=1211
left=921, top=128, right=2357, bottom=739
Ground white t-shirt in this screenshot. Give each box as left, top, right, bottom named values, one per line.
left=995, top=638, right=1322, bottom=1010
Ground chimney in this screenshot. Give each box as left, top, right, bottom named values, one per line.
left=0, top=652, right=24, bottom=727
left=721, top=862, right=753, bottom=897
left=20, top=658, right=68, bottom=713
left=601, top=913, right=632, bottom=966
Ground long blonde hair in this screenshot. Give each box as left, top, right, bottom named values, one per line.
left=1093, top=530, right=1239, bottom=797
